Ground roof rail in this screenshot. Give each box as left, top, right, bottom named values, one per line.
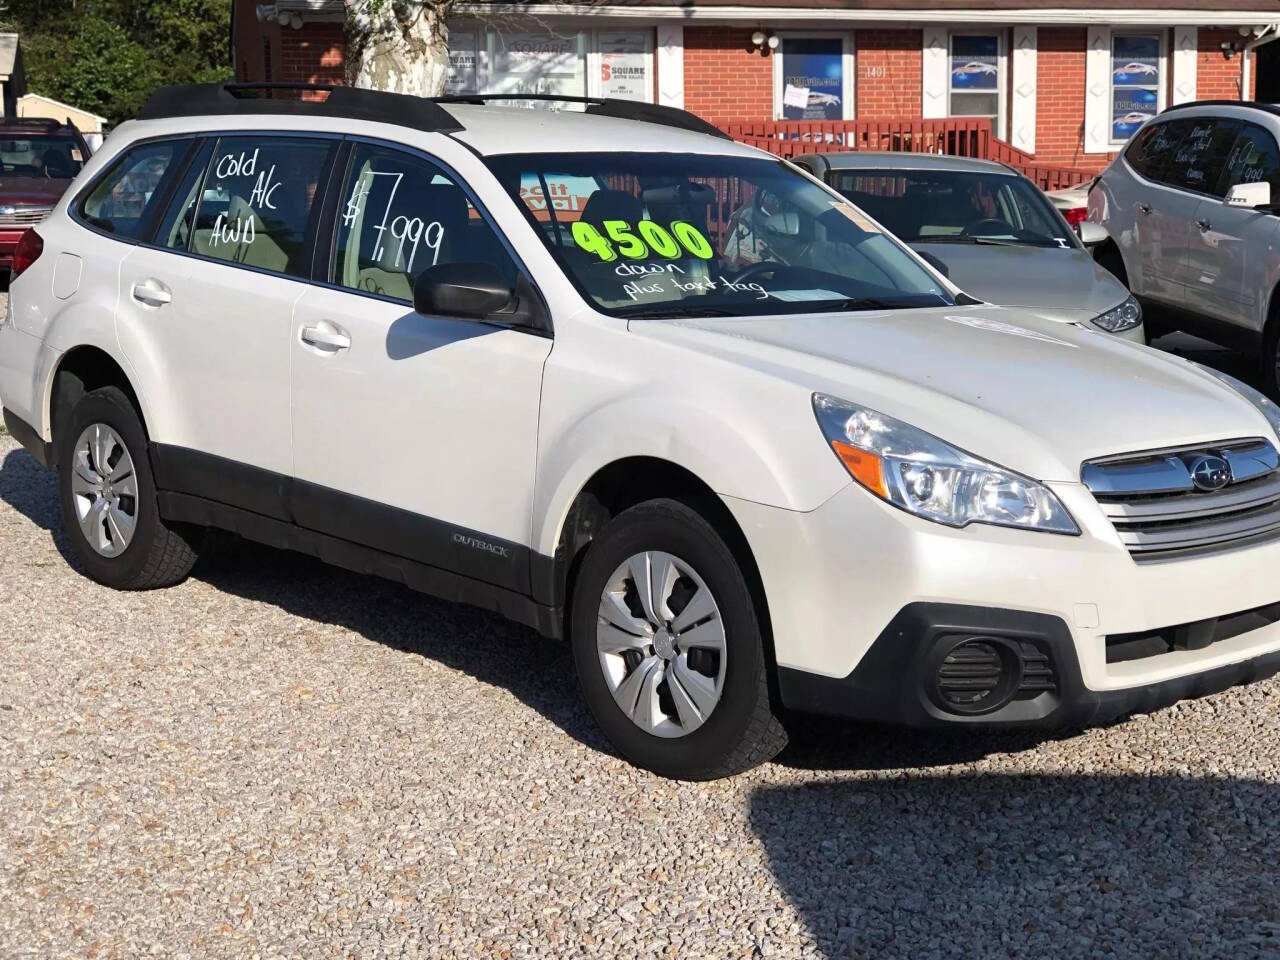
left=137, top=83, right=464, bottom=133
left=434, top=93, right=730, bottom=139
left=1161, top=99, right=1280, bottom=118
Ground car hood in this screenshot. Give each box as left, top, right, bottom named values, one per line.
left=630, top=304, right=1273, bottom=483
left=0, top=176, right=71, bottom=207
left=911, top=241, right=1129, bottom=321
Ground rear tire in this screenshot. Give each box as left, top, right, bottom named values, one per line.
left=569, top=498, right=787, bottom=779
left=57, top=386, right=201, bottom=589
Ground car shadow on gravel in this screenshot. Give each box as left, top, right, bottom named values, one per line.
left=751, top=772, right=1280, bottom=958
left=193, top=534, right=614, bottom=755
left=0, top=448, right=77, bottom=561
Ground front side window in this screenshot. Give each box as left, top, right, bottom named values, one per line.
left=831, top=168, right=1074, bottom=248
left=485, top=151, right=952, bottom=317
left=1111, top=34, right=1162, bottom=143
left=949, top=34, right=1000, bottom=120
left=190, top=136, right=335, bottom=278
left=1163, top=119, right=1241, bottom=195
left=79, top=140, right=184, bottom=239
left=1218, top=124, right=1280, bottom=196
left=331, top=142, right=518, bottom=302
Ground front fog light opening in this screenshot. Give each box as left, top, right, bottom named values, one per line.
left=930, top=636, right=1024, bottom=715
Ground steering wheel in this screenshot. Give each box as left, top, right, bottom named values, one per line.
left=961, top=217, right=1014, bottom=237
left=726, top=259, right=786, bottom=285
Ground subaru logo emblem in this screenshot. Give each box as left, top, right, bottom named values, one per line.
left=1190, top=455, right=1232, bottom=492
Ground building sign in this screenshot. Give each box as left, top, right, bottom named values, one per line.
left=446, top=32, right=478, bottom=94
left=1111, top=35, right=1160, bottom=141
left=600, top=32, right=650, bottom=100
left=490, top=32, right=587, bottom=102
left=780, top=38, right=843, bottom=120
left=950, top=35, right=998, bottom=91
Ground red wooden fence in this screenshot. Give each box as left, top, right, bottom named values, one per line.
left=711, top=116, right=1093, bottom=193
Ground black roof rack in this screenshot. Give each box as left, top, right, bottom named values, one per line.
left=1161, top=99, right=1280, bottom=118
left=138, top=83, right=464, bottom=133
left=434, top=93, right=731, bottom=139
left=138, top=83, right=729, bottom=142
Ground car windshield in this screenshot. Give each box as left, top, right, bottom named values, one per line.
left=826, top=168, right=1075, bottom=248
left=0, top=133, right=85, bottom=179
left=483, top=152, right=953, bottom=318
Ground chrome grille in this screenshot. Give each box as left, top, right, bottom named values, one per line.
left=1083, top=439, right=1280, bottom=562
left=0, top=206, right=50, bottom=227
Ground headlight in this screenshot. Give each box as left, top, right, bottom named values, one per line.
left=812, top=394, right=1079, bottom=534
left=1196, top=364, right=1280, bottom=443
left=1090, top=294, right=1142, bottom=333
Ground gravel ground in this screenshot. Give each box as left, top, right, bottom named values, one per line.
left=3, top=327, right=1280, bottom=957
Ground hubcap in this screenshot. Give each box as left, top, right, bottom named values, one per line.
left=71, top=423, right=138, bottom=558
left=596, top=551, right=727, bottom=739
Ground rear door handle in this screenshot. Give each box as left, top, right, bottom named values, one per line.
left=1196, top=218, right=1212, bottom=232
left=300, top=323, right=351, bottom=351
left=1138, top=203, right=1152, bottom=215
left=131, top=279, right=172, bottom=307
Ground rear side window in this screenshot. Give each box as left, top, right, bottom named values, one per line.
left=189, top=136, right=335, bottom=278
left=1163, top=119, right=1241, bottom=195
left=1124, top=119, right=1190, bottom=182
left=1217, top=123, right=1280, bottom=196
left=331, top=142, right=518, bottom=302
left=79, top=140, right=184, bottom=240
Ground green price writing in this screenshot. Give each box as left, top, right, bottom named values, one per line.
left=571, top=219, right=715, bottom=262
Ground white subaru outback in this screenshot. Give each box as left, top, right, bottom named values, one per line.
left=5, top=84, right=1280, bottom=779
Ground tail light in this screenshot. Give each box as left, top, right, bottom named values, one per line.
left=11, top=228, right=43, bottom=278
left=1061, top=206, right=1088, bottom=226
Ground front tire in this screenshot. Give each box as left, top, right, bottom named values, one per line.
left=569, top=498, right=786, bottom=779
left=57, top=385, right=201, bottom=589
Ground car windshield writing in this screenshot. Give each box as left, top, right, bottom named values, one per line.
left=830, top=169, right=1074, bottom=247
left=483, top=152, right=951, bottom=317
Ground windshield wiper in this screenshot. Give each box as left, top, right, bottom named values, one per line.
left=827, top=297, right=916, bottom=311
left=615, top=304, right=739, bottom=319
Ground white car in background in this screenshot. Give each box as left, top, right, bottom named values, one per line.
left=1089, top=100, right=1280, bottom=392
left=4, top=85, right=1280, bottom=780
left=794, top=151, right=1142, bottom=339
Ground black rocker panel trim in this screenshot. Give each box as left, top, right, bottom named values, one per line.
left=149, top=442, right=532, bottom=596
left=157, top=491, right=559, bottom=637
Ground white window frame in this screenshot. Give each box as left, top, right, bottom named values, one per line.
left=772, top=31, right=856, bottom=121
left=1108, top=30, right=1167, bottom=148
left=947, top=31, right=1007, bottom=140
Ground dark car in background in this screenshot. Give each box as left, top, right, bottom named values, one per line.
left=0, top=117, right=90, bottom=273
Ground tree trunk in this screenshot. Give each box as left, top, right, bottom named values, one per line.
left=345, top=1, right=451, bottom=97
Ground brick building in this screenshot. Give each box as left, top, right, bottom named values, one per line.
left=233, top=0, right=1280, bottom=171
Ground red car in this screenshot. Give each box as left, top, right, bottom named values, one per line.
left=0, top=117, right=90, bottom=273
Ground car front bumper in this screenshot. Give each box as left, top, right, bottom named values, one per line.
left=725, top=480, right=1280, bottom=727
left=0, top=227, right=29, bottom=268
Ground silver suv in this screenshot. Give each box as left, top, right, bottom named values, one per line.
left=1090, top=100, right=1280, bottom=388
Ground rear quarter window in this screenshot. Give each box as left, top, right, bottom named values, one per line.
left=78, top=140, right=186, bottom=240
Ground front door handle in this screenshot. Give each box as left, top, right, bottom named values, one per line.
left=1196, top=218, right=1211, bottom=232
left=131, top=279, right=172, bottom=307
left=300, top=323, right=351, bottom=351
left=1138, top=203, right=1152, bottom=215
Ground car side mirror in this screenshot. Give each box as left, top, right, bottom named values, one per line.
left=916, top=250, right=950, bottom=277
left=413, top=261, right=514, bottom=319
left=1224, top=181, right=1271, bottom=209
left=1076, top=221, right=1108, bottom=247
